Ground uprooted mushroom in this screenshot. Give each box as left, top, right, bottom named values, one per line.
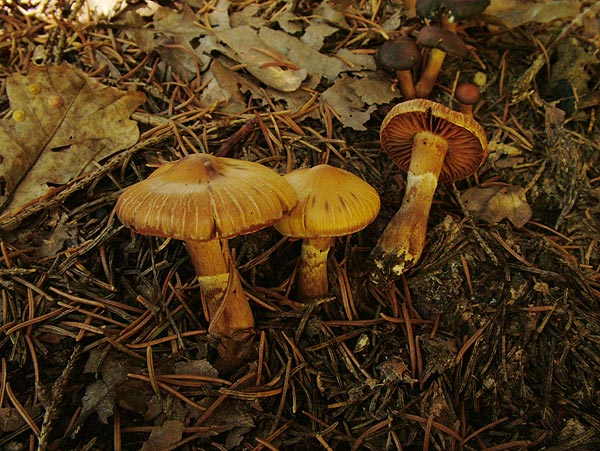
left=370, top=99, right=487, bottom=285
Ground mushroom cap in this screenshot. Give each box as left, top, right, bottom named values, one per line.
left=274, top=164, right=381, bottom=238
left=380, top=98, right=487, bottom=182
left=416, top=0, right=490, bottom=20
left=416, top=25, right=468, bottom=57
left=455, top=82, right=481, bottom=105
left=115, top=154, right=298, bottom=241
left=376, top=36, right=422, bottom=72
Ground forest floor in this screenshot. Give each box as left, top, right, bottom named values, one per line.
left=0, top=1, right=599, bottom=450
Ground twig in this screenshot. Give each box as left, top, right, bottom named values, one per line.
left=38, top=344, right=82, bottom=451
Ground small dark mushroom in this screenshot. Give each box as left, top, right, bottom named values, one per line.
left=377, top=36, right=422, bottom=100
left=414, top=25, right=468, bottom=98
left=455, top=82, right=481, bottom=116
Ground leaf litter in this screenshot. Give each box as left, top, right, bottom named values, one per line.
left=461, top=184, right=533, bottom=228
left=0, top=63, right=145, bottom=222
left=0, top=1, right=599, bottom=450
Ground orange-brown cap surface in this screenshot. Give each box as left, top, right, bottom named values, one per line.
left=380, top=98, right=487, bottom=182
left=455, top=82, right=481, bottom=105
left=275, top=165, right=380, bottom=238
left=116, top=154, right=297, bottom=241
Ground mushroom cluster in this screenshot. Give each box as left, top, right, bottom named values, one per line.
left=115, top=104, right=487, bottom=360
left=376, top=26, right=469, bottom=100
left=116, top=155, right=383, bottom=335
left=377, top=0, right=490, bottom=100
left=370, top=98, right=487, bottom=285
left=115, top=153, right=297, bottom=340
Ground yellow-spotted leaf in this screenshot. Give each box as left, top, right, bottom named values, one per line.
left=0, top=63, right=146, bottom=222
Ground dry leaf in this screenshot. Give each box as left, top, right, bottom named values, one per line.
left=230, top=3, right=267, bottom=28
left=201, top=58, right=315, bottom=119
left=352, top=72, right=401, bottom=106
left=483, top=0, right=580, bottom=28
left=547, top=38, right=597, bottom=98
left=81, top=347, right=154, bottom=424
left=1, top=406, right=43, bottom=433
left=322, top=74, right=377, bottom=130
left=301, top=22, right=339, bottom=50
left=174, top=359, right=219, bottom=377
left=38, top=212, right=79, bottom=258
left=126, top=6, right=210, bottom=79
left=314, top=0, right=351, bottom=29
left=258, top=27, right=347, bottom=84
left=200, top=25, right=349, bottom=91
left=202, top=400, right=256, bottom=448
left=484, top=141, right=525, bottom=172
left=76, top=0, right=128, bottom=22
left=461, top=185, right=533, bottom=228
left=210, top=25, right=308, bottom=92
left=419, top=335, right=458, bottom=382
left=141, top=420, right=185, bottom=451
left=199, top=59, right=250, bottom=113
left=81, top=380, right=114, bottom=424
left=208, top=0, right=231, bottom=29
left=0, top=64, right=145, bottom=220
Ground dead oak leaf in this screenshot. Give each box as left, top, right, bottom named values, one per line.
left=0, top=63, right=146, bottom=220
left=461, top=184, right=533, bottom=228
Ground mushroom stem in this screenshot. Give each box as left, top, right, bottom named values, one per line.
left=397, top=70, right=417, bottom=100
left=186, top=239, right=254, bottom=338
left=371, top=131, right=448, bottom=282
left=415, top=48, right=447, bottom=98
left=297, top=236, right=335, bottom=300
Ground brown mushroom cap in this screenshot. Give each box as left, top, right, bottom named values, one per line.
left=416, top=25, right=468, bottom=57
left=376, top=36, right=422, bottom=72
left=116, top=154, right=298, bottom=241
left=380, top=98, right=487, bottom=182
left=455, top=82, right=481, bottom=105
left=274, top=164, right=381, bottom=238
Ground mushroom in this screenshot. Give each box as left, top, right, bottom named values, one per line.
left=370, top=99, right=487, bottom=284
left=275, top=164, right=380, bottom=301
left=414, top=25, right=468, bottom=98
left=376, top=36, right=422, bottom=100
left=416, top=0, right=490, bottom=32
left=454, top=81, right=480, bottom=116
left=115, top=153, right=297, bottom=339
